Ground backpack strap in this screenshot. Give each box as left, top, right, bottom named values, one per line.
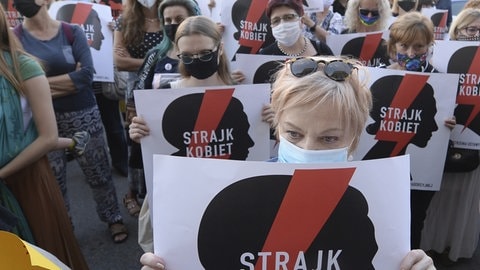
left=13, top=22, right=74, bottom=45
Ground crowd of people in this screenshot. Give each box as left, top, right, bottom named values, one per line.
left=1, top=0, right=479, bottom=269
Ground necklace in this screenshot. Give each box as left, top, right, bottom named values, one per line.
left=145, top=17, right=159, bottom=23
left=277, top=37, right=308, bottom=57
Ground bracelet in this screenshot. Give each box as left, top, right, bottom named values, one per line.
left=309, top=24, right=317, bottom=32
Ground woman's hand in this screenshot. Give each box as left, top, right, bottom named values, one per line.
left=262, top=104, right=275, bottom=127
left=140, top=252, right=166, bottom=270
left=129, top=116, right=150, bottom=143
left=231, top=70, right=246, bottom=84
left=444, top=116, right=456, bottom=130
left=399, top=249, right=435, bottom=270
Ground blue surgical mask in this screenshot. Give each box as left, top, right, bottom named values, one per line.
left=359, top=13, right=379, bottom=26
left=396, top=52, right=427, bottom=71
left=277, top=136, right=348, bottom=163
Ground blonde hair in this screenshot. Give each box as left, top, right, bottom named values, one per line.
left=174, top=16, right=233, bottom=85
left=344, top=0, right=392, bottom=32
left=464, top=0, right=480, bottom=9
left=270, top=56, right=372, bottom=153
left=388, top=12, right=434, bottom=58
left=449, top=8, right=480, bottom=39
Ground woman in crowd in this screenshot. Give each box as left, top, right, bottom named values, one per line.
left=138, top=55, right=436, bottom=270
left=386, top=12, right=436, bottom=72
left=14, top=0, right=127, bottom=243
left=384, top=11, right=456, bottom=250
left=130, top=15, right=237, bottom=252
left=343, top=0, right=392, bottom=33
left=114, top=0, right=164, bottom=218
left=302, top=0, right=345, bottom=43
left=421, top=7, right=480, bottom=263
left=259, top=0, right=333, bottom=56
left=0, top=3, right=88, bottom=268
left=134, top=0, right=201, bottom=91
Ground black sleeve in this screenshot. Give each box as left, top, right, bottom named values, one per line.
left=313, top=39, right=334, bottom=56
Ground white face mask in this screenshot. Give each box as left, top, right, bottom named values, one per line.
left=277, top=136, right=349, bottom=164
left=272, top=21, right=302, bottom=47
left=137, top=0, right=156, bottom=9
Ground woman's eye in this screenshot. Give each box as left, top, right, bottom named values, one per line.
left=322, top=136, right=339, bottom=143
left=286, top=130, right=302, bottom=140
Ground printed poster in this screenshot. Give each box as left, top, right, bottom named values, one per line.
left=49, top=1, right=114, bottom=82
left=235, top=53, right=289, bottom=158
left=221, top=0, right=274, bottom=61
left=235, top=53, right=288, bottom=84
left=2, top=0, right=22, bottom=28
left=421, top=8, right=448, bottom=40
left=152, top=154, right=411, bottom=269
left=134, top=84, right=271, bottom=213
left=326, top=31, right=390, bottom=67
left=353, top=68, right=458, bottom=191
left=430, top=40, right=480, bottom=150
left=95, top=0, right=124, bottom=20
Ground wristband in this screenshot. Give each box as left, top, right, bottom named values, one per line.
left=309, top=24, right=317, bottom=32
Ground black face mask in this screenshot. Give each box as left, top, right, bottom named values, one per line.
left=164, top=24, right=179, bottom=42
left=183, top=50, right=219, bottom=80
left=398, top=1, right=416, bottom=12
left=13, top=0, right=42, bottom=18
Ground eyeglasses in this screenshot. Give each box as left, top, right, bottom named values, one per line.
left=177, top=48, right=217, bottom=64
left=359, top=8, right=380, bottom=17
left=287, top=57, right=356, bottom=81
left=461, top=26, right=480, bottom=36
left=270, top=13, right=299, bottom=27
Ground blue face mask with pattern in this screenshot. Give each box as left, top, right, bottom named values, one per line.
left=396, top=52, right=427, bottom=71
left=277, top=136, right=349, bottom=163
left=359, top=13, right=380, bottom=26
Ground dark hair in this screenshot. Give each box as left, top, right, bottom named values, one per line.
left=158, top=0, right=201, bottom=25
left=265, top=0, right=304, bottom=18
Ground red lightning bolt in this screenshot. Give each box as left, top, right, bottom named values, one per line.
left=239, top=0, right=270, bottom=54
left=71, top=3, right=93, bottom=46
left=189, top=88, right=235, bottom=159
left=255, top=168, right=355, bottom=270
left=359, top=32, right=383, bottom=64
left=439, top=12, right=448, bottom=28
left=458, top=47, right=480, bottom=131
left=374, top=74, right=430, bottom=156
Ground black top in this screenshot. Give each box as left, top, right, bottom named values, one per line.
left=332, top=0, right=347, bottom=16
left=259, top=38, right=334, bottom=56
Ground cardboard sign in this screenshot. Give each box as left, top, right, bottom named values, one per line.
left=152, top=155, right=411, bottom=269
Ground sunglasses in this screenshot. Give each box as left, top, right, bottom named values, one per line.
left=359, top=8, right=380, bottom=17
left=177, top=48, right=217, bottom=64
left=461, top=26, right=480, bottom=36
left=287, top=58, right=356, bottom=81
left=270, top=13, right=299, bottom=27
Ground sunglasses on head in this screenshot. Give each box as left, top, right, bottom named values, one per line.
left=287, top=58, right=356, bottom=81
left=359, top=8, right=380, bottom=17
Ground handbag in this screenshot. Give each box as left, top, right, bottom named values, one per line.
left=444, top=140, right=480, bottom=172
left=101, top=66, right=128, bottom=100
